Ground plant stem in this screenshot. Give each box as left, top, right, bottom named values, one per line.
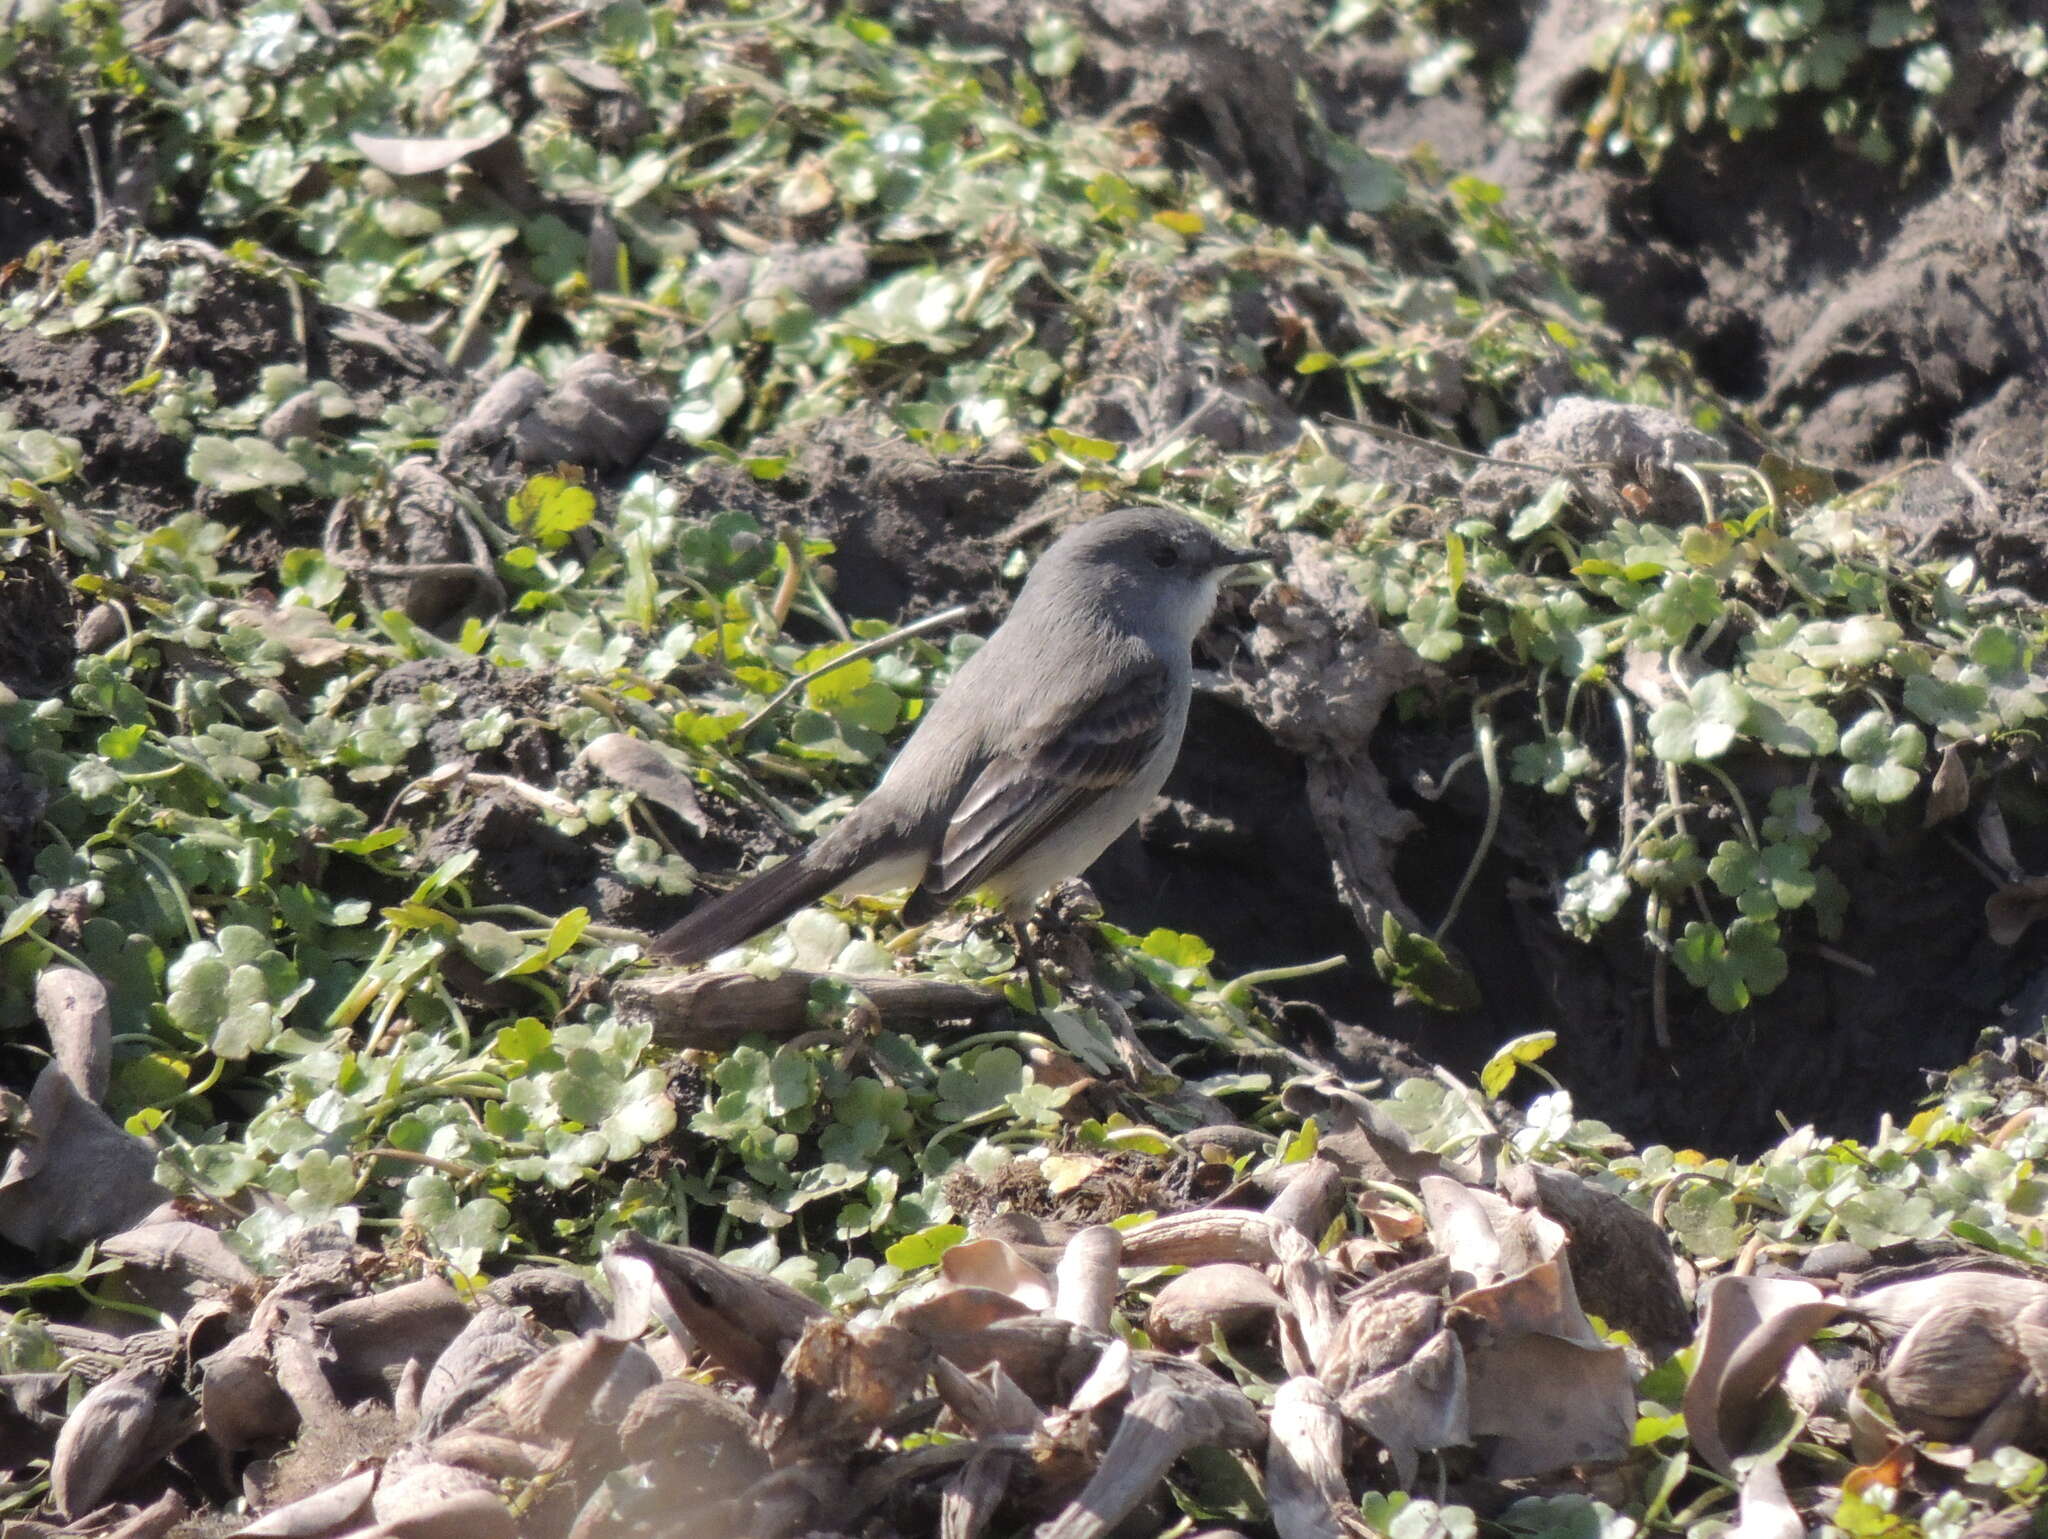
left=737, top=603, right=969, bottom=738
left=1433, top=709, right=1501, bottom=945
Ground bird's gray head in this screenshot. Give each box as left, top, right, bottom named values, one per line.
left=1019, top=507, right=1262, bottom=642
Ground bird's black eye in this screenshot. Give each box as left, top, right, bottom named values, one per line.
left=1152, top=544, right=1180, bottom=569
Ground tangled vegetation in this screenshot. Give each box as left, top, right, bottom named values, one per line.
left=1331, top=0, right=2048, bottom=169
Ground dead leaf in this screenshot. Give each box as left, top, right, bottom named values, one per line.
left=1035, top=1358, right=1264, bottom=1539
left=580, top=734, right=711, bottom=836
left=1880, top=1297, right=2031, bottom=1440
left=896, top=1311, right=1103, bottom=1406
left=760, top=1318, right=927, bottom=1456
left=1728, top=1452, right=1803, bottom=1539
left=617, top=1376, right=769, bottom=1501
left=1053, top=1225, right=1124, bottom=1333
left=50, top=1363, right=166, bottom=1520
left=1924, top=744, right=1969, bottom=826
left=896, top=1285, right=1038, bottom=1340
left=1978, top=797, right=2023, bottom=882
left=940, top=1237, right=1054, bottom=1311
left=1841, top=1440, right=1914, bottom=1499
left=1682, top=1274, right=1848, bottom=1474
left=1987, top=877, right=2048, bottom=945
left=350, top=129, right=508, bottom=176
left=198, top=1325, right=300, bottom=1453
left=1266, top=1157, right=1346, bottom=1241
left=1502, top=1161, right=1692, bottom=1359
left=1041, top=1152, right=1105, bottom=1194
left=229, top=1467, right=378, bottom=1536
left=1620, top=647, right=1680, bottom=710
left=1146, top=1264, right=1287, bottom=1353
left=1333, top=1327, right=1468, bottom=1488
left=1421, top=1175, right=1559, bottom=1292
left=1267, top=1376, right=1358, bottom=1539
left=1359, top=1198, right=1426, bottom=1245
left=1464, top=1329, right=1635, bottom=1478
left=317, top=1278, right=471, bottom=1399
left=102, top=1216, right=256, bottom=1317
left=1280, top=1074, right=1474, bottom=1185
left=609, top=1231, right=827, bottom=1392
left=1119, top=1209, right=1282, bottom=1268
left=0, top=968, right=170, bottom=1253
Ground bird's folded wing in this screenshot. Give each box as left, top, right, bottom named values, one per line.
left=918, top=657, right=1172, bottom=904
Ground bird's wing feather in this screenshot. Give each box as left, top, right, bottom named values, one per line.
left=919, top=656, right=1172, bottom=904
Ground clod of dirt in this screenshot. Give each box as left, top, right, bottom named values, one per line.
left=0, top=546, right=75, bottom=700
left=1753, top=106, right=2048, bottom=471
left=1061, top=260, right=1304, bottom=456
left=906, top=0, right=1323, bottom=225
left=441, top=353, right=669, bottom=472
left=1235, top=540, right=1437, bottom=944
left=331, top=460, right=505, bottom=629
left=1870, top=461, right=2048, bottom=597
left=695, top=240, right=872, bottom=313
left=1464, top=394, right=1728, bottom=524
left=1339, top=0, right=2048, bottom=492
left=676, top=409, right=1046, bottom=619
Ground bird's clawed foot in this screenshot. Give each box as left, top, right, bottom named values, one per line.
left=1008, top=880, right=1103, bottom=1012
left=1010, top=919, right=1047, bottom=1012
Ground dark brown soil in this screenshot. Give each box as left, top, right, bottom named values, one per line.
left=0, top=244, right=460, bottom=532
left=1352, top=10, right=2048, bottom=591
left=677, top=411, right=1052, bottom=621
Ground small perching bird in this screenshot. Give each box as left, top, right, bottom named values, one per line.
left=648, top=507, right=1263, bottom=998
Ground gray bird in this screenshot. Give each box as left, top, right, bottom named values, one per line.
left=649, top=507, right=1262, bottom=996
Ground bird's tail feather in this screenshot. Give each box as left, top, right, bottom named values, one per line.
left=648, top=852, right=851, bottom=963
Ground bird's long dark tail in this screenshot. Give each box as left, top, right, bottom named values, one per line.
left=648, top=852, right=852, bottom=963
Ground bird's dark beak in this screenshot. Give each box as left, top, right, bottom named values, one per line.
left=1220, top=544, right=1267, bottom=566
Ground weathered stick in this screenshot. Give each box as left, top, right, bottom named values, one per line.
left=615, top=968, right=1002, bottom=1049
left=1052, top=1226, right=1124, bottom=1334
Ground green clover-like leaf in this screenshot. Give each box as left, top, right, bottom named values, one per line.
left=1647, top=673, right=1750, bottom=763
left=188, top=434, right=308, bottom=493
left=934, top=1047, right=1027, bottom=1122
left=1839, top=710, right=1925, bottom=803
left=1398, top=592, right=1465, bottom=662
left=1902, top=667, right=1999, bottom=740
left=1511, top=730, right=1596, bottom=794
left=1625, top=834, right=1706, bottom=896
left=1371, top=911, right=1481, bottom=1012
left=403, top=1171, right=510, bottom=1273
left=883, top=1222, right=967, bottom=1272
left=1745, top=695, right=1839, bottom=757
left=505, top=473, right=595, bottom=551
left=165, top=924, right=305, bottom=1059
left=1674, top=917, right=1788, bottom=1012
left=1790, top=615, right=1899, bottom=669
left=1707, top=839, right=1816, bottom=920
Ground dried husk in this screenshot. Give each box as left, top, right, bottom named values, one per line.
left=1146, top=1263, right=1288, bottom=1353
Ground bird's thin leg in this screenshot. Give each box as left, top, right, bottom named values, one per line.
left=1011, top=917, right=1047, bottom=1011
